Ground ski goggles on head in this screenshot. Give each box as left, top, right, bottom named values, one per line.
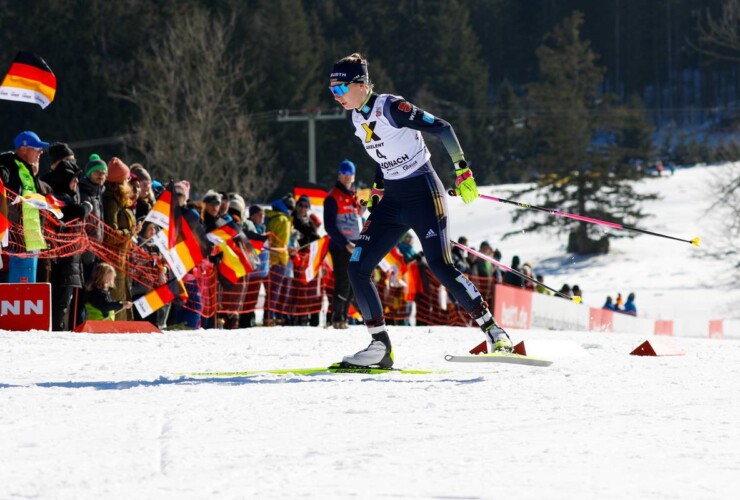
left=329, top=83, right=351, bottom=97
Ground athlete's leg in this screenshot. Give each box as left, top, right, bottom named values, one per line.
left=409, top=173, right=512, bottom=351
left=343, top=198, right=408, bottom=367
left=347, top=203, right=408, bottom=322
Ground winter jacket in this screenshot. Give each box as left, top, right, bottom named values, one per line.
left=266, top=201, right=292, bottom=266
left=84, top=287, right=123, bottom=320
left=324, top=181, right=360, bottom=250
left=78, top=176, right=105, bottom=242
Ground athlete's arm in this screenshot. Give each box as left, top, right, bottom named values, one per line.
left=385, top=97, right=465, bottom=165
left=373, top=164, right=384, bottom=189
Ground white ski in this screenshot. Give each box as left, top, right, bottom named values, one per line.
left=444, top=352, right=553, bottom=367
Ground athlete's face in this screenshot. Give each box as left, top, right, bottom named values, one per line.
left=330, top=81, right=368, bottom=110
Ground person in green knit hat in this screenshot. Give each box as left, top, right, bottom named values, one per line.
left=78, top=154, right=108, bottom=282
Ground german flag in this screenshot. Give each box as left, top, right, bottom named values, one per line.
left=248, top=236, right=265, bottom=253
left=169, top=211, right=211, bottom=278
left=208, top=221, right=261, bottom=277
left=207, top=221, right=239, bottom=245
left=145, top=182, right=177, bottom=248
left=154, top=208, right=212, bottom=279
left=303, top=236, right=329, bottom=283
left=218, top=238, right=253, bottom=283
left=0, top=51, right=56, bottom=109
left=379, top=247, right=407, bottom=276
left=133, top=278, right=188, bottom=318
left=293, top=181, right=328, bottom=209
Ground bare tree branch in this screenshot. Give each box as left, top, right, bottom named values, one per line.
left=691, top=0, right=740, bottom=62
left=119, top=7, right=277, bottom=201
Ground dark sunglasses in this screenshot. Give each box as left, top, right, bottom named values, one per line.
left=329, top=83, right=351, bottom=97
left=296, top=203, right=310, bottom=208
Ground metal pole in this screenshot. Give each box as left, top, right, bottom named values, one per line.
left=277, top=110, right=346, bottom=183
left=308, top=115, right=316, bottom=183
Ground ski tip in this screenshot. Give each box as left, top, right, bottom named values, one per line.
left=691, top=236, right=700, bottom=247
left=572, top=296, right=582, bottom=304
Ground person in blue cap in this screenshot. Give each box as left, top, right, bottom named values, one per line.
left=0, top=131, right=51, bottom=283
left=329, top=53, right=511, bottom=368
left=323, top=158, right=362, bottom=329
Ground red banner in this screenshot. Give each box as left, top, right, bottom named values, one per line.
left=0, top=283, right=51, bottom=331
left=493, top=284, right=532, bottom=329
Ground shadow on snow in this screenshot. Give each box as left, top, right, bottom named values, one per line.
left=0, top=375, right=485, bottom=390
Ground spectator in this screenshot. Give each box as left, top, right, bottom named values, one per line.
left=291, top=194, right=322, bottom=326
left=616, top=293, right=624, bottom=310
left=472, top=241, right=494, bottom=278
left=623, top=292, right=637, bottom=316
left=521, top=262, right=536, bottom=291
left=503, top=255, right=524, bottom=287
left=38, top=142, right=81, bottom=284
left=102, top=157, right=139, bottom=321
left=292, top=194, right=321, bottom=247
left=201, top=189, right=234, bottom=329
left=170, top=180, right=204, bottom=329
left=218, top=191, right=231, bottom=217
left=491, top=248, right=503, bottom=283
left=535, top=274, right=552, bottom=295
left=83, top=262, right=132, bottom=320
left=174, top=180, right=190, bottom=206
left=324, top=159, right=362, bottom=329
left=129, top=163, right=154, bottom=220
left=239, top=204, right=270, bottom=328
left=244, top=205, right=267, bottom=237
left=131, top=221, right=170, bottom=328
left=451, top=236, right=470, bottom=274
left=78, top=154, right=107, bottom=285
left=47, top=142, right=75, bottom=172
left=43, top=160, right=92, bottom=330
left=150, top=179, right=165, bottom=198
left=227, top=193, right=246, bottom=223
left=265, top=194, right=295, bottom=325
left=0, top=131, right=51, bottom=283
left=201, top=189, right=226, bottom=232
left=559, top=283, right=572, bottom=298
left=397, top=232, right=417, bottom=263
left=572, top=284, right=582, bottom=300
left=603, top=296, right=616, bottom=310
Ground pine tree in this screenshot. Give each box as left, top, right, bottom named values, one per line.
left=520, top=11, right=656, bottom=255
left=487, top=79, right=532, bottom=183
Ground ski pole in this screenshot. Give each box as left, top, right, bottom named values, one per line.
left=451, top=240, right=581, bottom=303
left=447, top=189, right=700, bottom=247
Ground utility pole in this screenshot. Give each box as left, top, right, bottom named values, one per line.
left=277, top=109, right=346, bottom=183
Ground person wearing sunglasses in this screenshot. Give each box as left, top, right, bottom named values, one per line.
left=329, top=53, right=511, bottom=368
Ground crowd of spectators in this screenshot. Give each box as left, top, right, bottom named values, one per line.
left=603, top=292, right=637, bottom=316
left=1, top=129, right=634, bottom=331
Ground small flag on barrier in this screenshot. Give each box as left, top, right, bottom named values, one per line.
left=304, top=236, right=329, bottom=283
left=133, top=278, right=188, bottom=318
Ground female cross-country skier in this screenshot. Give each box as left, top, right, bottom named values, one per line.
left=329, top=52, right=512, bottom=368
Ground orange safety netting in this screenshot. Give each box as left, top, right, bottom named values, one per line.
left=5, top=213, right=170, bottom=293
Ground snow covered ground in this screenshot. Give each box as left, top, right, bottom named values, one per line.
left=1, top=164, right=739, bottom=499
left=1, top=327, right=739, bottom=499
